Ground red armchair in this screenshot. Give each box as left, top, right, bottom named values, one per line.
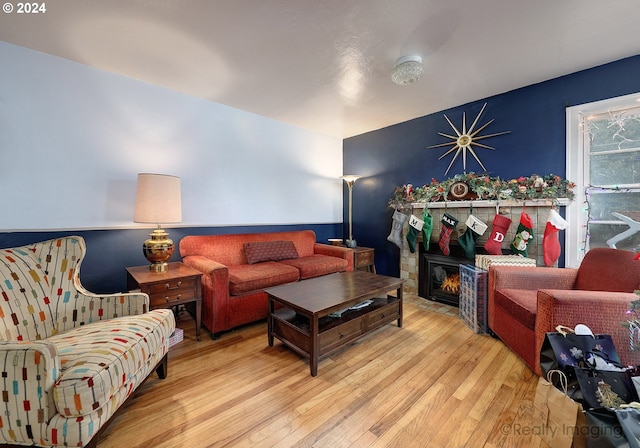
left=488, top=248, right=640, bottom=375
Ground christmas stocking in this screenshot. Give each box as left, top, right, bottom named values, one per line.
left=510, top=212, right=534, bottom=257
left=458, top=214, right=488, bottom=259
left=484, top=214, right=512, bottom=255
left=439, top=213, right=458, bottom=256
left=543, top=209, right=568, bottom=266
left=406, top=214, right=424, bottom=253
left=387, top=210, right=407, bottom=249
left=422, top=209, right=433, bottom=251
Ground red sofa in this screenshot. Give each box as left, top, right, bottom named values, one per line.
left=180, top=230, right=354, bottom=337
left=488, top=248, right=640, bottom=375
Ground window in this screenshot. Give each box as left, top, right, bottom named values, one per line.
left=566, top=93, right=640, bottom=267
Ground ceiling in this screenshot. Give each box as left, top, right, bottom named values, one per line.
left=2, top=0, right=640, bottom=139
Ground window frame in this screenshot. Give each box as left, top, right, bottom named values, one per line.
left=566, top=92, right=640, bottom=267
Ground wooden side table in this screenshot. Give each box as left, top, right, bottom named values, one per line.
left=126, top=262, right=203, bottom=341
left=354, top=247, right=376, bottom=273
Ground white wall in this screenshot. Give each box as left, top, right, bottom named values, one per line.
left=0, top=42, right=343, bottom=230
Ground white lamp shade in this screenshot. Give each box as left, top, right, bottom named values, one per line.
left=134, top=173, right=182, bottom=224
left=341, top=174, right=362, bottom=184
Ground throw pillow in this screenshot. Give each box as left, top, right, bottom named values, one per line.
left=243, top=240, right=299, bottom=264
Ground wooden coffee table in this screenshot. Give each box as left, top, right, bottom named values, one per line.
left=266, top=271, right=404, bottom=376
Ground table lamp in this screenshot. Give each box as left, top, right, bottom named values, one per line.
left=134, top=173, right=182, bottom=272
left=341, top=175, right=361, bottom=248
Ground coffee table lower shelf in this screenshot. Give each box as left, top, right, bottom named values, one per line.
left=269, top=296, right=401, bottom=376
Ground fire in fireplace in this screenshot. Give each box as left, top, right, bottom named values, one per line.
left=419, top=244, right=470, bottom=307
left=441, top=273, right=460, bottom=294
left=418, top=243, right=508, bottom=307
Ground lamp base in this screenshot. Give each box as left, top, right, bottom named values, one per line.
left=345, top=239, right=357, bottom=248
left=142, top=229, right=174, bottom=272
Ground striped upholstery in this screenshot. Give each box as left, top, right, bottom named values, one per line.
left=0, top=236, right=176, bottom=447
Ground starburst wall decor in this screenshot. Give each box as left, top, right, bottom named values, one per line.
left=429, top=103, right=510, bottom=175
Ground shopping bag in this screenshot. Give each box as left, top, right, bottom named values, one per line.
left=540, top=325, right=621, bottom=374
left=574, top=367, right=639, bottom=410
left=584, top=407, right=629, bottom=448
left=540, top=325, right=622, bottom=400
left=533, top=370, right=584, bottom=448
left=616, top=407, right=640, bottom=448
left=624, top=366, right=640, bottom=400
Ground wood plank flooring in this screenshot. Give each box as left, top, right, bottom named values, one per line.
left=96, top=295, right=552, bottom=448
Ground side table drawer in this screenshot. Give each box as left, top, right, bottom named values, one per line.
left=355, top=250, right=374, bottom=268
left=145, top=277, right=198, bottom=308
left=149, top=288, right=196, bottom=307
left=147, top=277, right=197, bottom=295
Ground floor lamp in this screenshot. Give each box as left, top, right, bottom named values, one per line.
left=341, top=175, right=361, bottom=248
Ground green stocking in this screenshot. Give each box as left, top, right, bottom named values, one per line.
left=422, top=209, right=433, bottom=251
left=458, top=214, right=488, bottom=259
left=406, top=214, right=424, bottom=253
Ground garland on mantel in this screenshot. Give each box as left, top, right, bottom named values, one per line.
left=388, top=173, right=576, bottom=209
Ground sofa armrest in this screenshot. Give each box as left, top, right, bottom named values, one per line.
left=314, top=243, right=354, bottom=271
left=182, top=255, right=230, bottom=332
left=0, top=341, right=60, bottom=439
left=535, top=290, right=640, bottom=372
left=182, top=254, right=228, bottom=276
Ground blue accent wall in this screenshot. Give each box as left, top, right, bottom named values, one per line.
left=0, top=224, right=342, bottom=294
left=344, top=54, right=640, bottom=277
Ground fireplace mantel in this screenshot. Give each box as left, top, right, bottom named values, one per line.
left=399, top=199, right=570, bottom=296
left=407, top=198, right=570, bottom=210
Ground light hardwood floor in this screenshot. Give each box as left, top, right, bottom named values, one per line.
left=96, top=296, right=552, bottom=448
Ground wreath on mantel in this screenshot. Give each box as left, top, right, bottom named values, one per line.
left=388, top=173, right=576, bottom=209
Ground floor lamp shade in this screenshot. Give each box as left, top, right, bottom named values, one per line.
left=134, top=173, right=182, bottom=272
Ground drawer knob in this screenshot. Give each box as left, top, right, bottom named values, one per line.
left=164, top=294, right=181, bottom=303
left=165, top=281, right=182, bottom=290
left=339, top=332, right=345, bottom=338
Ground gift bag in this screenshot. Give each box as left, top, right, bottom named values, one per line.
left=540, top=326, right=622, bottom=375
left=541, top=326, right=622, bottom=405
left=533, top=370, right=585, bottom=448
left=625, top=366, right=640, bottom=400
left=616, top=407, right=640, bottom=448
left=574, top=367, right=638, bottom=410
left=584, top=407, right=629, bottom=448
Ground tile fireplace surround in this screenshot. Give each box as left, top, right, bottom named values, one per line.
left=399, top=199, right=569, bottom=295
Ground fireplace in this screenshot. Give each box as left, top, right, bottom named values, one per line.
left=399, top=200, right=568, bottom=298
left=419, top=243, right=506, bottom=307
left=420, top=252, right=466, bottom=306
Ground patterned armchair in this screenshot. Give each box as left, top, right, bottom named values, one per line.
left=0, top=236, right=176, bottom=448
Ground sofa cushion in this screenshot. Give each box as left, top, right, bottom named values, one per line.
left=49, top=309, right=173, bottom=418
left=243, top=240, right=299, bottom=264
left=494, top=288, right=538, bottom=331
left=228, top=262, right=300, bottom=295
left=280, top=254, right=349, bottom=280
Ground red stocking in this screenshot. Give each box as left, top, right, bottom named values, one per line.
left=439, top=213, right=458, bottom=256
left=543, top=209, right=567, bottom=266
left=483, top=214, right=512, bottom=255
